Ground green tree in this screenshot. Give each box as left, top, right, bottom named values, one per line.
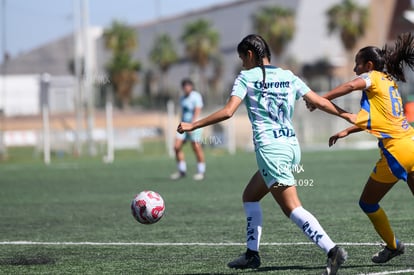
left=150, top=33, right=178, bottom=74
left=253, top=6, right=295, bottom=59
left=181, top=19, right=219, bottom=94
left=326, top=0, right=368, bottom=51
left=103, top=20, right=140, bottom=109
left=150, top=33, right=178, bottom=98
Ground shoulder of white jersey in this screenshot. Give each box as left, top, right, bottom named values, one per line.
left=358, top=71, right=372, bottom=89
left=191, top=90, right=202, bottom=97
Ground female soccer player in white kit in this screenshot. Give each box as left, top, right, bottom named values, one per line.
left=171, top=78, right=206, bottom=181
left=177, top=34, right=354, bottom=274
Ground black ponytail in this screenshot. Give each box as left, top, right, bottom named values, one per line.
left=383, top=32, right=414, bottom=82
left=237, top=34, right=271, bottom=88
left=357, top=32, right=414, bottom=82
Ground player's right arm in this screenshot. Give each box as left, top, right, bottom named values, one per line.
left=305, top=77, right=367, bottom=111
left=329, top=125, right=363, bottom=147
left=303, top=90, right=356, bottom=124
left=177, top=95, right=242, bottom=133
left=322, top=77, right=366, bottom=100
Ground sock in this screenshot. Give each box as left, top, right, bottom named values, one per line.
left=197, top=162, right=206, bottom=174
left=289, top=206, right=336, bottom=254
left=244, top=202, right=262, bottom=252
left=366, top=207, right=396, bottom=249
left=177, top=161, right=186, bottom=173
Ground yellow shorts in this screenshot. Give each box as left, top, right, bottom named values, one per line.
left=371, top=136, right=414, bottom=183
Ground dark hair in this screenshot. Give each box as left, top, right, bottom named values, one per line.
left=181, top=78, right=194, bottom=87
left=357, top=32, right=414, bottom=82
left=237, top=34, right=271, bottom=88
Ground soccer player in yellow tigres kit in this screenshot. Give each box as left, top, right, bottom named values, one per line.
left=312, top=33, right=414, bottom=264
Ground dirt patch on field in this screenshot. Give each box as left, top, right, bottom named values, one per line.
left=0, top=254, right=56, bottom=266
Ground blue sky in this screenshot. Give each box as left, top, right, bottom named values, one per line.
left=0, top=0, right=226, bottom=62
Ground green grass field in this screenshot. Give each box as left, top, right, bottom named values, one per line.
left=0, top=144, right=413, bottom=274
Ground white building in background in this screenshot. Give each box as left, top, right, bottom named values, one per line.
left=0, top=0, right=412, bottom=151
left=0, top=75, right=76, bottom=116
left=0, top=27, right=102, bottom=116
left=0, top=75, right=39, bottom=116
left=1, top=0, right=412, bottom=115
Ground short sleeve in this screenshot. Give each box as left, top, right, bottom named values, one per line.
left=230, top=72, right=248, bottom=100
left=358, top=73, right=372, bottom=89
left=292, top=74, right=311, bottom=100
left=193, top=92, right=203, bottom=108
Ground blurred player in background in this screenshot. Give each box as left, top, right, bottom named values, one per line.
left=309, top=32, right=414, bottom=264
left=177, top=34, right=355, bottom=274
left=170, top=78, right=206, bottom=181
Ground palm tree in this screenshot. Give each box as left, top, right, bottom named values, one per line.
left=253, top=6, right=295, bottom=60
left=326, top=0, right=368, bottom=52
left=181, top=19, right=219, bottom=94
left=103, top=20, right=140, bottom=109
left=150, top=33, right=178, bottom=99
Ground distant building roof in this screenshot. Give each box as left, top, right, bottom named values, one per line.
left=0, top=34, right=74, bottom=75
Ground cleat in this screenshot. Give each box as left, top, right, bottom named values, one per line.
left=193, top=173, right=205, bottom=181
left=170, top=171, right=186, bottom=180
left=323, top=246, right=347, bottom=275
left=372, top=241, right=405, bottom=263
left=227, top=251, right=260, bottom=269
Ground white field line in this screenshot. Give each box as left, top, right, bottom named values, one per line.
left=358, top=269, right=414, bottom=275
left=1, top=241, right=414, bottom=246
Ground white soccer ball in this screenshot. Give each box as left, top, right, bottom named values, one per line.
left=131, top=190, right=165, bottom=224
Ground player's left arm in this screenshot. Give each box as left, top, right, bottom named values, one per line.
left=329, top=125, right=363, bottom=147
left=177, top=96, right=242, bottom=133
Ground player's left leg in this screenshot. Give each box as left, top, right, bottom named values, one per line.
left=407, top=172, right=414, bottom=195
left=228, top=171, right=268, bottom=269
left=170, top=137, right=186, bottom=180
left=189, top=129, right=205, bottom=181
left=359, top=177, right=405, bottom=263
left=191, top=141, right=205, bottom=181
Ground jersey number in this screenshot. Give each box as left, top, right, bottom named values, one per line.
left=389, top=86, right=403, bottom=117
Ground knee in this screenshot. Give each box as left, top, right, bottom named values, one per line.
left=242, top=191, right=249, bottom=202
left=174, top=143, right=181, bottom=152
left=359, top=200, right=380, bottom=213
left=192, top=142, right=202, bottom=151
left=242, top=190, right=256, bottom=203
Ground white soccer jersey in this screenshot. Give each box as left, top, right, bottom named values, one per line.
left=180, top=91, right=203, bottom=123
left=231, top=65, right=310, bottom=149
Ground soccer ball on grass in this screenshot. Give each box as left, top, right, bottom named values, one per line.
left=131, top=190, right=165, bottom=224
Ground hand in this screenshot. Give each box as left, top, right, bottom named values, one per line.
left=329, top=130, right=349, bottom=147
left=177, top=122, right=194, bottom=134
left=343, top=113, right=357, bottom=124
left=303, top=98, right=317, bottom=112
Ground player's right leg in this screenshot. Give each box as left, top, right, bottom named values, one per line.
left=227, top=170, right=268, bottom=269
left=170, top=136, right=186, bottom=180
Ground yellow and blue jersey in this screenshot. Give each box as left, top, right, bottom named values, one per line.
left=356, top=70, right=414, bottom=139
left=356, top=70, right=414, bottom=183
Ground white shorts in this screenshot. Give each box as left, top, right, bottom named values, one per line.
left=176, top=128, right=203, bottom=143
